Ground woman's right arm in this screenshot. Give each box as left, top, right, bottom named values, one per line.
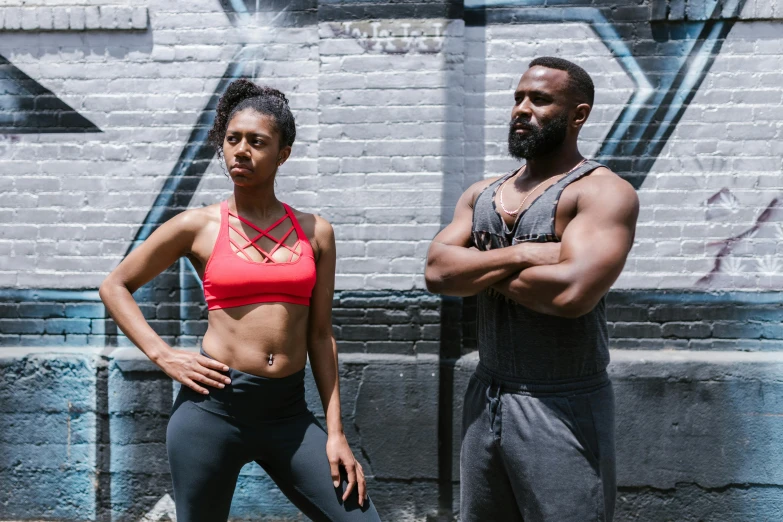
left=99, top=209, right=231, bottom=394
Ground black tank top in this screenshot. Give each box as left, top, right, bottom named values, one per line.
left=471, top=160, right=609, bottom=381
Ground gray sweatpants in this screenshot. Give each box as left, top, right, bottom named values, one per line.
left=460, top=363, right=616, bottom=522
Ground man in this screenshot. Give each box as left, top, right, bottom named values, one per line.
left=425, top=57, right=639, bottom=522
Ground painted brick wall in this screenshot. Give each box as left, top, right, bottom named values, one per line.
left=2, top=0, right=783, bottom=521
left=2, top=0, right=782, bottom=294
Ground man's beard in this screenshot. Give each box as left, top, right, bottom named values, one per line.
left=508, top=113, right=569, bottom=160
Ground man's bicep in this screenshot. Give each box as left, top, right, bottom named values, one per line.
left=558, top=188, right=638, bottom=292
left=431, top=186, right=478, bottom=248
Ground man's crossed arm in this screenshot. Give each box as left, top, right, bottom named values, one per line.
left=425, top=174, right=639, bottom=318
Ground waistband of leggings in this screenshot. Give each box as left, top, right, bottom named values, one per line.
left=474, top=362, right=609, bottom=395
left=200, top=347, right=306, bottom=388
left=178, top=349, right=308, bottom=420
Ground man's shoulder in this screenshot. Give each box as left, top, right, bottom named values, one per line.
left=469, top=175, right=503, bottom=192
left=577, top=165, right=636, bottom=196
left=575, top=166, right=639, bottom=217
left=464, top=175, right=507, bottom=207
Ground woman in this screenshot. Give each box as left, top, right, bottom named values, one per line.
left=99, top=79, right=381, bottom=522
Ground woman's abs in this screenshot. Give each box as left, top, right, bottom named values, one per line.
left=201, top=302, right=310, bottom=377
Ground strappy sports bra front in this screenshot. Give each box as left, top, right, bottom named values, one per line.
left=203, top=201, right=317, bottom=310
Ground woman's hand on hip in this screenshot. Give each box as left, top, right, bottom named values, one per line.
left=157, top=348, right=231, bottom=394
left=326, top=433, right=367, bottom=507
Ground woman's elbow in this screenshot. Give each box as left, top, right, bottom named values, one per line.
left=99, top=276, right=131, bottom=306
left=98, top=278, right=114, bottom=304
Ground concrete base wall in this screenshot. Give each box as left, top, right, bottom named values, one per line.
left=2, top=347, right=782, bottom=521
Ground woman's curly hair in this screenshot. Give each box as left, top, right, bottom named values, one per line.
left=207, top=79, right=296, bottom=153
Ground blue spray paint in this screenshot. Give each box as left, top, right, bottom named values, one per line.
left=0, top=55, right=100, bottom=133
left=465, top=0, right=746, bottom=188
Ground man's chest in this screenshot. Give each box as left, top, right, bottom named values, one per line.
left=473, top=184, right=580, bottom=248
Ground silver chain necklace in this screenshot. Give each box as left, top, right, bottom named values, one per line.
left=498, top=159, right=587, bottom=216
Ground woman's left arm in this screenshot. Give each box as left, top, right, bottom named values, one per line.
left=307, top=215, right=367, bottom=506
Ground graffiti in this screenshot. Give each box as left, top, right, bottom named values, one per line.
left=0, top=134, right=18, bottom=157
left=0, top=55, right=99, bottom=133
left=465, top=0, right=746, bottom=189
left=0, top=6, right=152, bottom=133
left=705, top=188, right=742, bottom=220
left=1, top=2, right=783, bottom=521
left=128, top=2, right=290, bottom=251
left=218, top=0, right=314, bottom=27
left=329, top=19, right=446, bottom=54
left=139, top=495, right=177, bottom=522
left=0, top=0, right=776, bottom=331
left=699, top=197, right=783, bottom=285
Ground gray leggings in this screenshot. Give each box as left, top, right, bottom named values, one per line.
left=460, top=363, right=616, bottom=522
left=166, top=351, right=381, bottom=522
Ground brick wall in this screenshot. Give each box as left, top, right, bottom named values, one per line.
left=2, top=0, right=783, bottom=521
left=2, top=0, right=782, bottom=293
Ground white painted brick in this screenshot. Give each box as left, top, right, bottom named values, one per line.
left=20, top=8, right=37, bottom=30
left=84, top=6, right=99, bottom=30
left=0, top=4, right=781, bottom=293
left=52, top=7, right=68, bottom=30
left=98, top=6, right=117, bottom=30
left=37, top=7, right=53, bottom=30
left=131, top=7, right=148, bottom=30
left=68, top=7, right=84, bottom=30
left=3, top=7, right=20, bottom=30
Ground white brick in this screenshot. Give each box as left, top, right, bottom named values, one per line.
left=132, top=7, right=148, bottom=30
left=37, top=7, right=52, bottom=30
left=51, top=7, right=68, bottom=30
left=84, top=6, right=99, bottom=30
left=4, top=7, right=20, bottom=30
left=0, top=4, right=781, bottom=294
left=20, top=7, right=37, bottom=30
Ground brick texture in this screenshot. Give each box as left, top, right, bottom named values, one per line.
left=1, top=2, right=781, bottom=292
left=2, top=2, right=783, bottom=520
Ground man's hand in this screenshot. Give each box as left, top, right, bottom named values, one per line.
left=425, top=179, right=564, bottom=297
left=491, top=174, right=638, bottom=317
left=510, top=241, right=561, bottom=266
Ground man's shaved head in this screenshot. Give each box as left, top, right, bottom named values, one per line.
left=528, top=56, right=594, bottom=106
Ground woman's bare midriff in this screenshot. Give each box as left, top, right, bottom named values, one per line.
left=201, top=302, right=310, bottom=378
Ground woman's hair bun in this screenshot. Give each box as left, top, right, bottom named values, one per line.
left=207, top=79, right=295, bottom=151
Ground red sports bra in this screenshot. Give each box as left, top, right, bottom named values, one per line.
left=203, top=201, right=317, bottom=310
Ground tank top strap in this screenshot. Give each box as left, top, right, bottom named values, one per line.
left=551, top=159, right=605, bottom=199
left=474, top=168, right=518, bottom=207
left=472, top=168, right=519, bottom=227
left=504, top=159, right=605, bottom=243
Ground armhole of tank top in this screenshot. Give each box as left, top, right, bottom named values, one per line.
left=549, top=162, right=601, bottom=238
left=203, top=200, right=228, bottom=277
